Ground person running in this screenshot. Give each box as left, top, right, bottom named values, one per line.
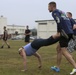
left=18, top=36, right=59, bottom=71
left=1, top=26, right=10, bottom=48
left=48, top=2, right=76, bottom=75
left=67, top=12, right=76, bottom=52
left=51, top=12, right=76, bottom=74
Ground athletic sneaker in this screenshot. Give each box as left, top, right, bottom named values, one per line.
left=70, top=69, right=76, bottom=75
left=8, top=46, right=10, bottom=48
left=51, top=66, right=60, bottom=72
left=1, top=46, right=3, bottom=48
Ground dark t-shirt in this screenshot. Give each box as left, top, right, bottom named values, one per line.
left=52, top=9, right=73, bottom=34
left=25, top=29, right=31, bottom=37
left=3, top=30, right=8, bottom=38
left=69, top=18, right=76, bottom=35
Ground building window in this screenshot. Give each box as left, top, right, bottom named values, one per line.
left=39, top=23, right=47, bottom=25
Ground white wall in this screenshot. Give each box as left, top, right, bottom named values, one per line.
left=7, top=25, right=25, bottom=34
left=36, top=20, right=57, bottom=38
left=0, top=16, right=7, bottom=34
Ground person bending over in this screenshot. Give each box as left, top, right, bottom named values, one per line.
left=18, top=36, right=59, bottom=71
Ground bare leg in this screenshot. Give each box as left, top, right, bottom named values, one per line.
left=5, top=41, right=10, bottom=48
left=1, top=40, right=5, bottom=48
left=61, top=48, right=76, bottom=68
left=33, top=52, right=42, bottom=68
left=1, top=40, right=10, bottom=48
left=56, top=44, right=62, bottom=68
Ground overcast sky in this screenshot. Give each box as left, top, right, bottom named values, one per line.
left=0, top=0, right=76, bottom=28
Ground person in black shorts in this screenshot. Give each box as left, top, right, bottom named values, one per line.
left=25, top=26, right=31, bottom=43
left=48, top=2, right=76, bottom=74
left=1, top=26, right=10, bottom=48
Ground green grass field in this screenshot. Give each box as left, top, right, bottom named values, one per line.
left=0, top=40, right=76, bottom=75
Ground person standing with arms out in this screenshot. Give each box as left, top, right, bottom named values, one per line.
left=1, top=26, right=10, bottom=48
left=25, top=26, right=31, bottom=44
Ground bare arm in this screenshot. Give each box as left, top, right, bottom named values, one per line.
left=25, top=32, right=32, bottom=35
left=52, top=32, right=60, bottom=39
left=21, top=49, right=27, bottom=71
left=73, top=24, right=76, bottom=30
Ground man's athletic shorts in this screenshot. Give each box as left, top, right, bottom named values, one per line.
left=59, top=34, right=73, bottom=47
left=67, top=36, right=76, bottom=53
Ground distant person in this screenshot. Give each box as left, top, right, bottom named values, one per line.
left=67, top=12, right=76, bottom=35
left=67, top=12, right=76, bottom=52
left=1, top=26, right=10, bottom=48
left=25, top=26, right=31, bottom=43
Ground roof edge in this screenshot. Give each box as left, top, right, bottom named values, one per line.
left=35, top=19, right=76, bottom=22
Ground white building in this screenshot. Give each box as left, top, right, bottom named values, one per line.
left=35, top=20, right=57, bottom=38
left=35, top=19, right=76, bottom=39
left=0, top=16, right=7, bottom=34
left=0, top=16, right=25, bottom=35
left=7, top=25, right=25, bottom=34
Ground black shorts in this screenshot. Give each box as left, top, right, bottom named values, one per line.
left=59, top=34, right=73, bottom=47
left=25, top=36, right=30, bottom=42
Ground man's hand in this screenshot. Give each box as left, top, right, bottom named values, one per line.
left=25, top=33, right=29, bottom=36
left=52, top=32, right=60, bottom=39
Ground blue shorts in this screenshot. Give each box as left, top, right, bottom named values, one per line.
left=23, top=43, right=37, bottom=56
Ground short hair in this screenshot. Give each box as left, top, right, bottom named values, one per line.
left=26, top=25, right=29, bottom=27
left=67, top=12, right=72, bottom=17
left=4, top=26, right=6, bottom=29
left=18, top=48, right=23, bottom=54
left=49, top=2, right=56, bottom=7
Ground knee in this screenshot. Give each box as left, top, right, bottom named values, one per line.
left=56, top=47, right=61, bottom=53
left=37, top=54, right=41, bottom=59
left=38, top=55, right=41, bottom=59
left=68, top=55, right=73, bottom=59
